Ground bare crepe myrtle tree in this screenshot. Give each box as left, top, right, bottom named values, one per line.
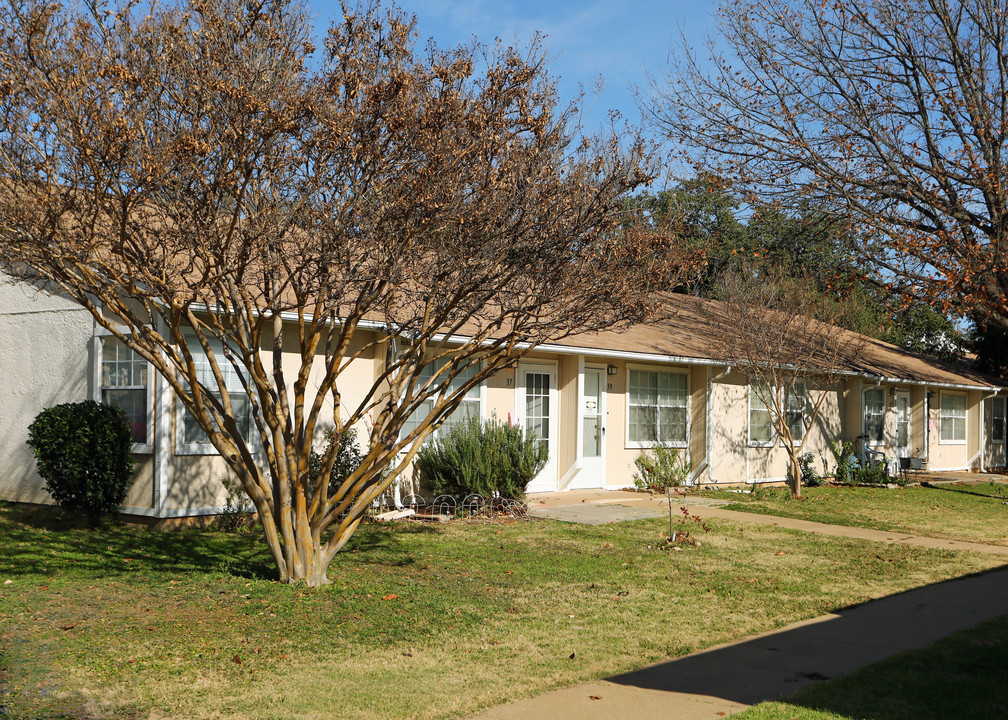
left=708, top=266, right=864, bottom=497
left=649, top=0, right=1008, bottom=332
left=0, top=0, right=692, bottom=584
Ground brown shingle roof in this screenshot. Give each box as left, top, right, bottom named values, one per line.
left=551, top=294, right=1002, bottom=390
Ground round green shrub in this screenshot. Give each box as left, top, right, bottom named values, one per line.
left=27, top=400, right=136, bottom=526
left=415, top=415, right=547, bottom=499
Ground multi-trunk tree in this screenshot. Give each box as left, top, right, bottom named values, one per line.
left=649, top=0, right=1008, bottom=334
left=0, top=0, right=690, bottom=585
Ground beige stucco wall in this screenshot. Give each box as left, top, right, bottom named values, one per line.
left=124, top=457, right=156, bottom=510
left=160, top=325, right=385, bottom=514
left=708, top=373, right=747, bottom=483
left=967, top=390, right=981, bottom=469
left=557, top=354, right=579, bottom=482
left=926, top=389, right=970, bottom=470
left=706, top=372, right=844, bottom=484
left=803, top=382, right=844, bottom=463
left=483, top=363, right=514, bottom=420
left=843, top=379, right=860, bottom=445
left=603, top=359, right=631, bottom=487
left=0, top=276, right=95, bottom=504
left=689, top=366, right=707, bottom=475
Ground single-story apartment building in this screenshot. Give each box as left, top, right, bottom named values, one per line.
left=2, top=276, right=1005, bottom=519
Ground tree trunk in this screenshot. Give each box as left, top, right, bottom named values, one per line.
left=283, top=533, right=331, bottom=587
left=788, top=460, right=802, bottom=498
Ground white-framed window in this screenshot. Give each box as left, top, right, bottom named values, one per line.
left=940, top=393, right=967, bottom=443
left=993, top=396, right=1006, bottom=443
left=863, top=388, right=885, bottom=444
left=175, top=333, right=253, bottom=455
left=400, top=360, right=482, bottom=442
left=785, top=382, right=807, bottom=443
left=627, top=368, right=688, bottom=447
left=100, top=336, right=153, bottom=452
left=748, top=383, right=774, bottom=447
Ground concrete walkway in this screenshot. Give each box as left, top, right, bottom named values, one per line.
left=526, top=489, right=1008, bottom=556
left=469, top=490, right=1008, bottom=719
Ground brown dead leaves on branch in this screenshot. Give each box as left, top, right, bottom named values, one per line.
left=649, top=0, right=1008, bottom=330
left=0, top=0, right=692, bottom=584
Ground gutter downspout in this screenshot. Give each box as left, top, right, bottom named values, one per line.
left=706, top=365, right=731, bottom=485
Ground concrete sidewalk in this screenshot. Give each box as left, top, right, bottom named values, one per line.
left=470, top=490, right=1008, bottom=719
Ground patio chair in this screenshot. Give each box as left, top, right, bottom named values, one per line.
left=863, top=447, right=890, bottom=478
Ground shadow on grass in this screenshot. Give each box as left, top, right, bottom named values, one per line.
left=609, top=565, right=1008, bottom=707
left=0, top=503, right=276, bottom=580
left=0, top=502, right=444, bottom=581
left=757, top=613, right=1008, bottom=720
left=921, top=481, right=1008, bottom=501
left=338, top=520, right=441, bottom=569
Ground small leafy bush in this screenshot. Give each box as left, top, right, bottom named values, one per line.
left=828, top=439, right=857, bottom=485
left=633, top=443, right=692, bottom=493
left=27, top=400, right=135, bottom=526
left=309, top=427, right=366, bottom=492
left=788, top=452, right=822, bottom=487
left=415, top=415, right=547, bottom=499
left=853, top=458, right=900, bottom=486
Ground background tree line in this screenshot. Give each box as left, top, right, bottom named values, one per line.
left=631, top=176, right=1008, bottom=370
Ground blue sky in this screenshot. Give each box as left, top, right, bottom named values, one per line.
left=307, top=1, right=721, bottom=134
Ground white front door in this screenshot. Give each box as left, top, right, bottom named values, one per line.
left=517, top=363, right=558, bottom=493
left=570, top=366, right=606, bottom=489
left=895, top=391, right=911, bottom=458
left=990, top=397, right=1006, bottom=468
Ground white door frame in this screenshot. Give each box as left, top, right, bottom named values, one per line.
left=895, top=390, right=911, bottom=458
left=516, top=361, right=559, bottom=493
left=570, top=363, right=606, bottom=489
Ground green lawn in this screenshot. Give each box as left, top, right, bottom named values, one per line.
left=701, top=481, right=1008, bottom=546
left=0, top=502, right=1003, bottom=720
left=735, top=613, right=1008, bottom=720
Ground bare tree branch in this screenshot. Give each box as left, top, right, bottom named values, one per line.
left=649, top=0, right=1008, bottom=330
